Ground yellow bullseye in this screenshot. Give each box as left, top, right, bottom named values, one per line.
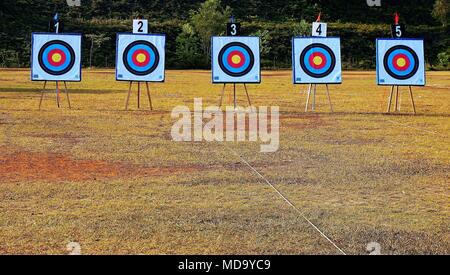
left=313, top=56, right=323, bottom=66
left=52, top=53, right=62, bottom=63
left=396, top=57, right=406, bottom=67
left=231, top=55, right=241, bottom=64
left=136, top=53, right=147, bottom=63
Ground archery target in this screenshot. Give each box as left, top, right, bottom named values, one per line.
left=293, top=37, right=341, bottom=84
left=31, top=33, right=81, bottom=82
left=377, top=39, right=425, bottom=86
left=116, top=34, right=165, bottom=82
left=212, top=36, right=260, bottom=83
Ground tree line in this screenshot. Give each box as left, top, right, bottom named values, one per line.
left=0, top=0, right=448, bottom=69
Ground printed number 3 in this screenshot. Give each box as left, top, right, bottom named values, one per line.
left=231, top=24, right=237, bottom=36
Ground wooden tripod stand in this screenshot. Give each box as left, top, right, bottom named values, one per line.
left=304, top=84, right=333, bottom=112
left=386, top=85, right=416, bottom=114
left=38, top=81, right=71, bottom=110
left=125, top=81, right=153, bottom=110
left=218, top=83, right=252, bottom=109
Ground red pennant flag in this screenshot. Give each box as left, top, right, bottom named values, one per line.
left=394, top=12, right=400, bottom=25
left=316, top=12, right=322, bottom=22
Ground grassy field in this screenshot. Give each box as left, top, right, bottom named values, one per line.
left=0, top=69, right=449, bottom=255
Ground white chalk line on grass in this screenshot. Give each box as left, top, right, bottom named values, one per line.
left=225, top=144, right=347, bottom=255
left=385, top=119, right=448, bottom=138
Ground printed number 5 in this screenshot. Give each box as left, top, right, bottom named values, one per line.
left=395, top=25, right=402, bottom=37
left=230, top=24, right=237, bottom=36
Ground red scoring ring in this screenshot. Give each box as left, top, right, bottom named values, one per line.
left=132, top=49, right=151, bottom=67
left=392, top=54, right=410, bottom=71
left=227, top=50, right=246, bottom=68
left=308, top=52, right=327, bottom=70
left=47, top=49, right=66, bottom=67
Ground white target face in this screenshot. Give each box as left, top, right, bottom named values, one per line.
left=377, top=39, right=425, bottom=86
left=31, top=33, right=82, bottom=82
left=212, top=36, right=260, bottom=83
left=116, top=34, right=166, bottom=82
left=292, top=37, right=342, bottom=84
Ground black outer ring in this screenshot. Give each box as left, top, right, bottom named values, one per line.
left=218, top=42, right=255, bottom=77
left=300, top=43, right=336, bottom=78
left=123, top=40, right=160, bottom=76
left=383, top=45, right=419, bottom=80
left=38, top=40, right=76, bottom=76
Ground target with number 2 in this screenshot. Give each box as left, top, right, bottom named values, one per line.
left=292, top=37, right=342, bottom=84
left=377, top=38, right=425, bottom=86
left=212, top=36, right=260, bottom=83
left=31, top=33, right=82, bottom=81
left=116, top=34, right=166, bottom=82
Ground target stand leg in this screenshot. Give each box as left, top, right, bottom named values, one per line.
left=145, top=82, right=153, bottom=111
left=125, top=81, right=133, bottom=110
left=305, top=84, right=312, bottom=112
left=218, top=84, right=226, bottom=108
left=233, top=83, right=237, bottom=110
left=409, top=86, right=417, bottom=115
left=312, top=84, right=317, bottom=112
left=38, top=81, right=47, bottom=110
left=394, top=85, right=400, bottom=112
left=244, top=84, right=252, bottom=107
left=326, top=84, right=334, bottom=113
left=55, top=81, right=61, bottom=108
left=63, top=81, right=71, bottom=109
left=387, top=86, right=394, bottom=113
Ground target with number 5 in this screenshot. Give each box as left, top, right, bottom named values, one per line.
left=376, top=38, right=425, bottom=86
left=292, top=37, right=342, bottom=84
left=116, top=33, right=166, bottom=82
left=31, top=33, right=82, bottom=82
left=212, top=36, right=260, bottom=83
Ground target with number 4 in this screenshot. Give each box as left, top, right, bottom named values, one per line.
left=212, top=36, right=260, bottom=83
left=31, top=33, right=82, bottom=81
left=116, top=34, right=166, bottom=82
left=292, top=37, right=342, bottom=84
left=377, top=38, right=425, bottom=86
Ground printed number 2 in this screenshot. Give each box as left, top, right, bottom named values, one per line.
left=138, top=21, right=144, bottom=33
left=395, top=25, right=402, bottom=37
left=316, top=24, right=322, bottom=35
left=230, top=24, right=237, bottom=36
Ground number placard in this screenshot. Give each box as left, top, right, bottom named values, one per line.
left=133, top=19, right=148, bottom=34
left=227, top=23, right=241, bottom=36
left=312, top=22, right=327, bottom=37
left=391, top=24, right=405, bottom=38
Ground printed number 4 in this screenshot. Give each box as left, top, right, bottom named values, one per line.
left=316, top=24, right=322, bottom=35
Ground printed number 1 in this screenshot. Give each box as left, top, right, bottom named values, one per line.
left=231, top=24, right=237, bottom=36
left=316, top=24, right=322, bottom=35
left=138, top=21, right=144, bottom=33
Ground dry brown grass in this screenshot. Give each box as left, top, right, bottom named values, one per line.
left=0, top=69, right=448, bottom=255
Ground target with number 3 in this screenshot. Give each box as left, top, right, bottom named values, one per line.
left=212, top=36, right=260, bottom=83
left=31, top=33, right=82, bottom=81
left=377, top=38, right=425, bottom=86
left=116, top=34, right=166, bottom=82
left=292, top=37, right=342, bottom=84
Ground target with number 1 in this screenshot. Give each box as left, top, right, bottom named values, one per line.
left=31, top=33, right=82, bottom=81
